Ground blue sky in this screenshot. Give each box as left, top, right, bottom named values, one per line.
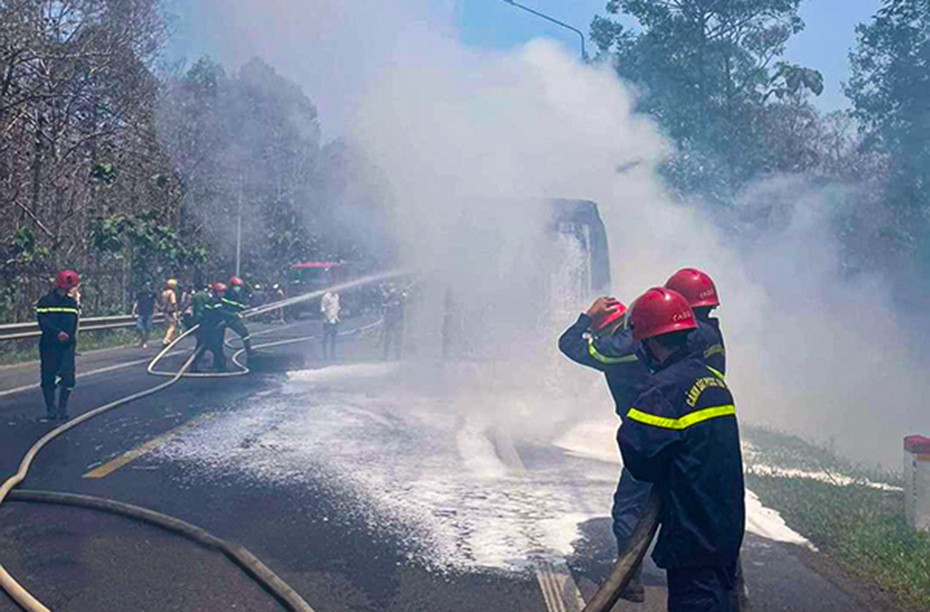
left=168, top=1, right=883, bottom=112
left=457, top=0, right=883, bottom=110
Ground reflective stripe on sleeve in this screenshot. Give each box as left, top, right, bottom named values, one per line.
left=626, top=404, right=736, bottom=430
left=35, top=307, right=79, bottom=314
left=588, top=340, right=638, bottom=365
left=706, top=366, right=725, bottom=380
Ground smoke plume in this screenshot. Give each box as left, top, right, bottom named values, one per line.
left=182, top=0, right=927, bottom=468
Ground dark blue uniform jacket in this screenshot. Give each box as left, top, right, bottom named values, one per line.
left=221, top=288, right=250, bottom=317
left=36, top=291, right=79, bottom=347
left=557, top=314, right=650, bottom=419
left=690, top=317, right=726, bottom=376
left=618, top=349, right=744, bottom=569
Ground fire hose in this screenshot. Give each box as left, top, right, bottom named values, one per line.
left=0, top=271, right=406, bottom=611
left=581, top=490, right=661, bottom=612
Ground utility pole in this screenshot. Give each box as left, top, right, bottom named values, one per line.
left=235, top=176, right=243, bottom=278
left=501, top=0, right=588, bottom=61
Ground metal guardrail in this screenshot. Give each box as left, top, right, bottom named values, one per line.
left=0, top=314, right=166, bottom=341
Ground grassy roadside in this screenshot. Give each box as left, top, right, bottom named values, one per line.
left=743, top=426, right=930, bottom=610
left=0, top=329, right=139, bottom=366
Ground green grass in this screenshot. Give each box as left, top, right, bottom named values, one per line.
left=744, top=426, right=928, bottom=610
left=743, top=425, right=903, bottom=487
left=0, top=329, right=138, bottom=366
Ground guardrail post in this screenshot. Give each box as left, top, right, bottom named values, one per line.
left=904, top=435, right=930, bottom=531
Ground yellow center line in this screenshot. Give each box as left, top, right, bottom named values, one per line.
left=83, top=413, right=214, bottom=479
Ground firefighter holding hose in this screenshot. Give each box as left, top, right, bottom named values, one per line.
left=619, top=287, right=744, bottom=611
left=558, top=296, right=651, bottom=603
left=193, top=282, right=231, bottom=373
left=222, top=276, right=254, bottom=357
left=36, top=270, right=81, bottom=422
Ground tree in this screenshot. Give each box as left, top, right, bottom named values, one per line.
left=847, top=0, right=930, bottom=266
left=592, top=0, right=823, bottom=196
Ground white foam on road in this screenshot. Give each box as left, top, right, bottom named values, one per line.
left=554, top=419, right=816, bottom=548
left=155, top=364, right=813, bottom=570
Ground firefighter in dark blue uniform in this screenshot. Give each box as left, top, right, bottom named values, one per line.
left=666, top=268, right=726, bottom=377
left=35, top=270, right=81, bottom=422
left=558, top=296, right=651, bottom=602
left=620, top=287, right=744, bottom=612
left=193, top=282, right=231, bottom=372
left=222, top=276, right=254, bottom=356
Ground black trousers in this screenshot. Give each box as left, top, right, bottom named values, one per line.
left=322, top=322, right=338, bottom=359
left=194, top=330, right=227, bottom=371
left=667, top=564, right=738, bottom=612
left=40, top=343, right=76, bottom=389
left=227, top=317, right=252, bottom=352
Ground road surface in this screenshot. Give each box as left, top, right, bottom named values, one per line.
left=0, top=318, right=901, bottom=611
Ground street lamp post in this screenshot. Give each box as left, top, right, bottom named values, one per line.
left=235, top=177, right=243, bottom=278
left=501, top=0, right=588, bottom=61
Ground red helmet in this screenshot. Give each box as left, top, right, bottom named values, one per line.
left=228, top=276, right=244, bottom=287
left=55, top=270, right=80, bottom=290
left=591, top=299, right=628, bottom=333
left=665, top=268, right=719, bottom=308
left=630, top=287, right=697, bottom=342
left=212, top=282, right=228, bottom=294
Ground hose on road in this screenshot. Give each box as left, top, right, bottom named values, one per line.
left=581, top=490, right=661, bottom=612
left=0, top=271, right=408, bottom=610
left=6, top=489, right=313, bottom=612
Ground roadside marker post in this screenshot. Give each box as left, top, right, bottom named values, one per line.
left=904, top=435, right=930, bottom=531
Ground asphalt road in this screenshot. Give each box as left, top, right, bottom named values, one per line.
left=0, top=318, right=902, bottom=611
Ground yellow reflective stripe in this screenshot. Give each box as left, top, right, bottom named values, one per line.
left=36, top=307, right=79, bottom=314
left=626, top=404, right=736, bottom=431
left=706, top=366, right=725, bottom=380
left=588, top=340, right=638, bottom=365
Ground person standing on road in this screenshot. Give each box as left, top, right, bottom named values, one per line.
left=381, top=285, right=405, bottom=361
left=321, top=289, right=340, bottom=360
left=272, top=284, right=286, bottom=323
left=36, top=270, right=81, bottom=422
left=161, top=278, right=180, bottom=346
left=619, top=287, right=744, bottom=612
left=193, top=282, right=230, bottom=373
left=222, top=276, right=254, bottom=357
left=558, top=296, right=652, bottom=603
left=132, top=282, right=157, bottom=348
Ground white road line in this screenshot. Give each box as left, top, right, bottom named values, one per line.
left=492, top=429, right=586, bottom=612
left=0, top=352, right=185, bottom=400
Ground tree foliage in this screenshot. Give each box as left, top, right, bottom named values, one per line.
left=592, top=0, right=824, bottom=196
left=847, top=0, right=930, bottom=265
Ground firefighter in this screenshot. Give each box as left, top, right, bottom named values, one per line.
left=665, top=268, right=726, bottom=377
left=36, top=270, right=81, bottom=422
left=193, top=282, right=230, bottom=372
left=161, top=278, right=180, bottom=345
left=558, top=296, right=651, bottom=602
left=222, top=276, right=254, bottom=356
left=619, top=287, right=744, bottom=612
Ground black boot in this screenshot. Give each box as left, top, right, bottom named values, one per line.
left=39, top=387, right=57, bottom=422
left=57, top=388, right=71, bottom=422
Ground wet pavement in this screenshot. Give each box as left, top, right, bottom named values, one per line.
left=0, top=318, right=903, bottom=611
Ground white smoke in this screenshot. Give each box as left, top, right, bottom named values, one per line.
left=182, top=1, right=927, bottom=468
